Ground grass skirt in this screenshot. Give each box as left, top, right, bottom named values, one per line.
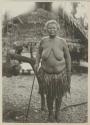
left=37, top=67, right=70, bottom=98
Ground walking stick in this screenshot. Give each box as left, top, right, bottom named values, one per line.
left=24, top=43, right=36, bottom=122
left=24, top=73, right=36, bottom=122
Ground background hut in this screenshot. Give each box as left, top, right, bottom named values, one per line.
left=2, top=3, right=88, bottom=75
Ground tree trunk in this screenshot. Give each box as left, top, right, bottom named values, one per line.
left=10, top=53, right=36, bottom=68
left=9, top=53, right=41, bottom=81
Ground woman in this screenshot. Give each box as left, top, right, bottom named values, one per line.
left=34, top=20, right=71, bottom=122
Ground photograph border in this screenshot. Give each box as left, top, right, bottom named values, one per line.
left=0, top=0, right=89, bottom=125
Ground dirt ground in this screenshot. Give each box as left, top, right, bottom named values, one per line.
left=2, top=72, right=88, bottom=123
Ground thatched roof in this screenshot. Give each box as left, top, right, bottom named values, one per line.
left=59, top=7, right=88, bottom=41
left=4, top=8, right=88, bottom=41
left=12, top=8, right=58, bottom=24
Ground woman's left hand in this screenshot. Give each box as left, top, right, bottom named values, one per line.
left=67, top=72, right=71, bottom=85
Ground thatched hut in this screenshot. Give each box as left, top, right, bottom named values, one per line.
left=2, top=7, right=88, bottom=63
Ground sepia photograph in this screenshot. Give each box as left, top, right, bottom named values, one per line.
left=2, top=1, right=88, bottom=123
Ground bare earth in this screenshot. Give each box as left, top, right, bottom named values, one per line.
left=2, top=73, right=88, bottom=123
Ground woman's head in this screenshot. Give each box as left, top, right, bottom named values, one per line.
left=45, top=20, right=60, bottom=37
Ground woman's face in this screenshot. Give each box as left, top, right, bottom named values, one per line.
left=47, top=23, right=58, bottom=37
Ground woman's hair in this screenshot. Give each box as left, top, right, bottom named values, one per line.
left=44, top=20, right=60, bottom=31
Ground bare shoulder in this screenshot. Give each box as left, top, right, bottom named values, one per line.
left=40, top=36, right=49, bottom=45
left=56, top=36, right=67, bottom=46
left=41, top=36, right=49, bottom=41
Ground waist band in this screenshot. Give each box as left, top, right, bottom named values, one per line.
left=41, top=67, right=66, bottom=74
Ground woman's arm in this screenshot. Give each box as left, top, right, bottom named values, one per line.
left=35, top=40, right=43, bottom=72
left=63, top=40, right=71, bottom=83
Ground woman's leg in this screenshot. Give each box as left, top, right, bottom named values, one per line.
left=46, top=94, right=54, bottom=121
left=55, top=97, right=62, bottom=121
left=41, top=94, right=45, bottom=111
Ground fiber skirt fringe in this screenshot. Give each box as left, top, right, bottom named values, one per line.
left=37, top=67, right=70, bottom=98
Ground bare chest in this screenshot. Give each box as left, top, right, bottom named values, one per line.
left=41, top=39, right=64, bottom=60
